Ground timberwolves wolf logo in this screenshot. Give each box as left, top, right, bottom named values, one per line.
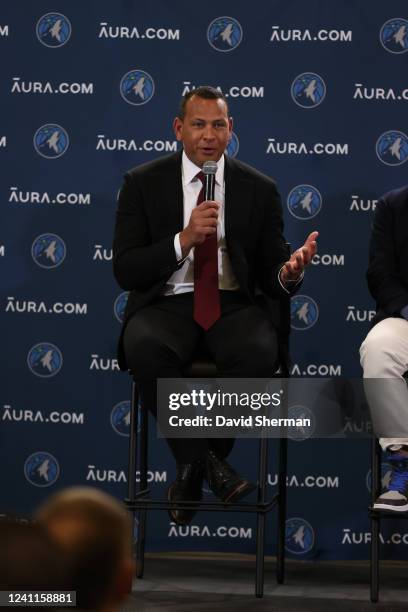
left=31, top=233, right=66, bottom=269
left=114, top=292, right=129, bottom=323
left=36, top=13, right=71, bottom=48
left=290, top=295, right=319, bottom=330
left=24, top=452, right=60, bottom=487
left=287, top=405, right=315, bottom=441
left=285, top=518, right=315, bottom=555
left=376, top=131, right=408, bottom=166
left=291, top=73, right=326, bottom=108
left=366, top=462, right=393, bottom=493
left=27, top=343, right=63, bottom=378
left=226, top=132, right=239, bottom=158
left=34, top=124, right=69, bottom=159
left=111, top=400, right=138, bottom=436
left=120, top=70, right=155, bottom=105
left=207, top=17, right=243, bottom=52
left=287, top=185, right=322, bottom=220
left=380, top=18, right=408, bottom=54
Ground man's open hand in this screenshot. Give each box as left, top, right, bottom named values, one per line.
left=280, top=231, right=319, bottom=284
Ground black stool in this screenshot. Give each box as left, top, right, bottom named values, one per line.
left=369, top=437, right=408, bottom=602
left=369, top=367, right=408, bottom=603
left=125, top=352, right=289, bottom=598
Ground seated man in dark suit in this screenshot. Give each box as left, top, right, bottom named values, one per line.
left=360, top=185, right=408, bottom=512
left=113, top=86, right=318, bottom=524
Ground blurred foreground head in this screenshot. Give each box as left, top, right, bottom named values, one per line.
left=0, top=518, right=68, bottom=594
left=36, top=487, right=134, bottom=611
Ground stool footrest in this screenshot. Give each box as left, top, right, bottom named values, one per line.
left=124, top=493, right=279, bottom=514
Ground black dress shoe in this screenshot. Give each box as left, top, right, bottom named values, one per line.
left=167, top=460, right=204, bottom=525
left=206, top=450, right=256, bottom=503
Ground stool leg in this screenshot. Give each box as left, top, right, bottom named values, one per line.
left=136, top=403, right=148, bottom=579
left=370, top=437, right=381, bottom=602
left=127, top=382, right=138, bottom=504
left=255, top=435, right=268, bottom=598
left=127, top=381, right=139, bottom=589
left=371, top=515, right=380, bottom=603
left=276, top=436, right=287, bottom=584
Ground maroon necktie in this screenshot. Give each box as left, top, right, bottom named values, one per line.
left=193, top=172, right=221, bottom=329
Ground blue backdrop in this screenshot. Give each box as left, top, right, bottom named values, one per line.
left=2, top=1, right=408, bottom=560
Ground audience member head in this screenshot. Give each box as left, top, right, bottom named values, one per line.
left=0, top=518, right=68, bottom=598
left=36, top=487, right=134, bottom=611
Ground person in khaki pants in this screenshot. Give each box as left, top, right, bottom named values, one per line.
left=360, top=185, right=408, bottom=512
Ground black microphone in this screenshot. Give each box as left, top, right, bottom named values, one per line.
left=203, top=161, right=217, bottom=201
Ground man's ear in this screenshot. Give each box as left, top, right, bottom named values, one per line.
left=228, top=116, right=233, bottom=140
left=173, top=117, right=183, bottom=141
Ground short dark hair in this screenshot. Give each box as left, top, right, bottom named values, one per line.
left=178, top=86, right=229, bottom=119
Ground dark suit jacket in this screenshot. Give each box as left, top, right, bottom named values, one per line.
left=368, top=185, right=408, bottom=327
left=113, top=151, right=290, bottom=370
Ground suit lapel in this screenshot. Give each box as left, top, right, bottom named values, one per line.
left=150, top=153, right=254, bottom=239
left=224, top=156, right=253, bottom=245
left=151, top=152, right=184, bottom=234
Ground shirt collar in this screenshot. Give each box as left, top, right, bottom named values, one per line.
left=182, top=151, right=224, bottom=187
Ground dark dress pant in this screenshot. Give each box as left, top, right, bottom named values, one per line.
left=123, top=291, right=278, bottom=463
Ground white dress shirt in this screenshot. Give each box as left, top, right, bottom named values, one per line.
left=163, top=151, right=299, bottom=296
left=163, top=152, right=239, bottom=295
